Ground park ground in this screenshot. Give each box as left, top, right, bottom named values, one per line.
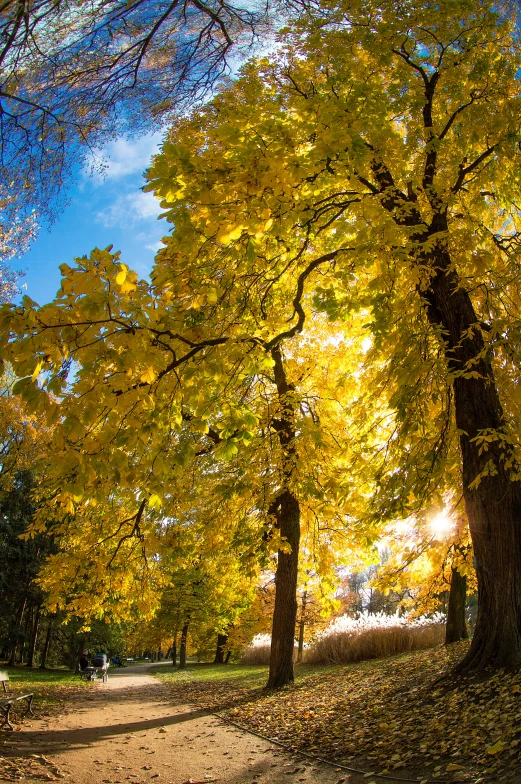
left=1, top=642, right=521, bottom=784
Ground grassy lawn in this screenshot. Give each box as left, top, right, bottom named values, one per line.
left=154, top=661, right=342, bottom=689
left=2, top=666, right=80, bottom=686
left=1, top=665, right=94, bottom=715
left=155, top=661, right=269, bottom=688
left=154, top=643, right=521, bottom=783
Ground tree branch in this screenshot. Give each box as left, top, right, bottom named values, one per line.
left=451, top=144, right=498, bottom=194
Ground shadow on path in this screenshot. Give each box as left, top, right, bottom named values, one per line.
left=4, top=706, right=210, bottom=756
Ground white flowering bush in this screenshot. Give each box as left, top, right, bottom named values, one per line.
left=321, top=611, right=445, bottom=634
left=248, top=634, right=272, bottom=647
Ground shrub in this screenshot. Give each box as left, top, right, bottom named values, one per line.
left=303, top=612, right=445, bottom=665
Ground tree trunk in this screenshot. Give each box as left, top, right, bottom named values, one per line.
left=179, top=621, right=189, bottom=669
left=18, top=605, right=33, bottom=664
left=366, top=142, right=521, bottom=672
left=266, top=346, right=301, bottom=689
left=213, top=633, right=228, bottom=664
left=9, top=598, right=27, bottom=666
left=27, top=605, right=41, bottom=668
left=74, top=638, right=86, bottom=674
left=297, top=590, right=307, bottom=664
left=171, top=635, right=177, bottom=666
left=372, top=150, right=521, bottom=670
left=445, top=567, right=468, bottom=644
left=420, top=218, right=521, bottom=670
left=267, top=490, right=300, bottom=688
left=40, top=618, right=53, bottom=669
left=224, top=649, right=231, bottom=664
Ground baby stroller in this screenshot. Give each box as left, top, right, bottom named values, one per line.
left=92, top=652, right=109, bottom=682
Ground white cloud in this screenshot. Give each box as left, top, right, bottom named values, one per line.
left=96, top=190, right=162, bottom=229
left=85, top=131, right=164, bottom=183
left=129, top=190, right=163, bottom=220
left=145, top=240, right=164, bottom=253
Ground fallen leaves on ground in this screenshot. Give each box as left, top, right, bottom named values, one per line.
left=1, top=681, right=89, bottom=781
left=0, top=753, right=66, bottom=781
left=180, top=779, right=219, bottom=783
left=160, top=642, right=521, bottom=783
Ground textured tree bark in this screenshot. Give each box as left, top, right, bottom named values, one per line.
left=179, top=621, right=189, bottom=669
left=420, top=218, right=521, bottom=670
left=213, top=633, right=228, bottom=664
left=266, top=346, right=301, bottom=689
left=445, top=568, right=468, bottom=645
left=267, top=490, right=300, bottom=688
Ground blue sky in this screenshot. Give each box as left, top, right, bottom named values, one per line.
left=17, top=132, right=167, bottom=306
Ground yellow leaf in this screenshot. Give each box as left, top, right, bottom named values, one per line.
left=32, top=361, right=43, bottom=381
left=120, top=279, right=137, bottom=294
left=148, top=493, right=162, bottom=510
left=140, top=367, right=157, bottom=384
left=486, top=740, right=506, bottom=755
left=116, top=265, right=127, bottom=285
left=228, top=225, right=243, bottom=241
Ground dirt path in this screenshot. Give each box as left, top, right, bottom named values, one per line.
left=2, top=664, right=363, bottom=784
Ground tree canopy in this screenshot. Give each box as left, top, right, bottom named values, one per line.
left=0, top=0, right=312, bottom=230
left=2, top=0, right=521, bottom=681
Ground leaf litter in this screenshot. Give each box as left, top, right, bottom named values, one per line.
left=160, top=642, right=521, bottom=783
left=0, top=682, right=89, bottom=781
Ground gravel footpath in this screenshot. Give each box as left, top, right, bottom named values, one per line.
left=2, top=664, right=360, bottom=784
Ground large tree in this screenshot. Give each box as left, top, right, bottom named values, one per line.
left=143, top=0, right=521, bottom=671
left=0, top=244, right=374, bottom=687
left=5, top=0, right=521, bottom=679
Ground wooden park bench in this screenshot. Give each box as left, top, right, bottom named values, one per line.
left=0, top=670, right=35, bottom=731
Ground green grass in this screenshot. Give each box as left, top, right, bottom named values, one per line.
left=153, top=660, right=351, bottom=690
left=1, top=666, right=81, bottom=687
left=154, top=662, right=269, bottom=689
left=0, top=666, right=93, bottom=713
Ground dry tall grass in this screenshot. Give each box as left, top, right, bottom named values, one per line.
left=240, top=634, right=298, bottom=665
left=240, top=644, right=272, bottom=665
left=240, top=615, right=445, bottom=667
left=304, top=616, right=445, bottom=665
